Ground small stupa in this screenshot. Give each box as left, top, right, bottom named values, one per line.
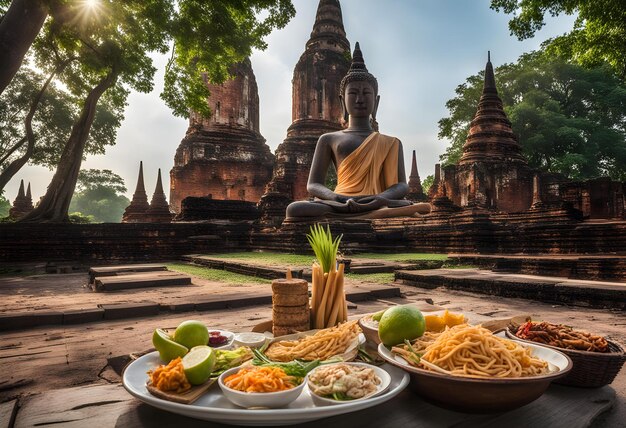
left=9, top=180, right=34, bottom=219
left=122, top=161, right=150, bottom=223
left=407, top=150, right=427, bottom=202
left=145, top=169, right=173, bottom=223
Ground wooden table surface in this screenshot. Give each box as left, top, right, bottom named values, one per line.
left=9, top=379, right=615, bottom=428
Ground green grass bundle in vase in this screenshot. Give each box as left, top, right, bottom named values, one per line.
left=307, top=224, right=346, bottom=329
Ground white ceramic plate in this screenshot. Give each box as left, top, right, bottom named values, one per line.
left=123, top=352, right=409, bottom=426
left=307, top=362, right=392, bottom=406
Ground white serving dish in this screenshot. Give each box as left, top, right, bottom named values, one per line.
left=122, top=351, right=409, bottom=426
left=218, top=366, right=306, bottom=408
left=233, top=332, right=268, bottom=348
left=306, top=362, right=392, bottom=406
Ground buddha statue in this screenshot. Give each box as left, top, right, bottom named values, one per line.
left=285, top=42, right=431, bottom=221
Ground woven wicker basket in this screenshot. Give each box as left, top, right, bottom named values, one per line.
left=506, top=328, right=626, bottom=388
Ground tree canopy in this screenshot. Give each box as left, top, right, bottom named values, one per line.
left=69, top=169, right=129, bottom=222
left=439, top=52, right=626, bottom=181
left=490, top=0, right=626, bottom=79
left=0, top=64, right=121, bottom=192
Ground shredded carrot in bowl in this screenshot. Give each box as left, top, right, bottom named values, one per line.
left=223, top=366, right=300, bottom=393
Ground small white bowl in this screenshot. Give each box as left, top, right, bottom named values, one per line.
left=306, top=362, right=392, bottom=406
left=233, top=332, right=267, bottom=348
left=218, top=366, right=306, bottom=408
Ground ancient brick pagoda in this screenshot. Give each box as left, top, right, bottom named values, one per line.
left=258, top=0, right=351, bottom=226
left=122, top=161, right=150, bottom=223
left=442, top=52, right=534, bottom=212
left=169, top=59, right=274, bottom=214
left=9, top=180, right=33, bottom=219
left=438, top=53, right=624, bottom=219
left=406, top=150, right=427, bottom=202
left=145, top=169, right=173, bottom=223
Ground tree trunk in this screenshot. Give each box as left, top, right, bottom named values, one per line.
left=0, top=0, right=48, bottom=96
left=19, top=69, right=118, bottom=223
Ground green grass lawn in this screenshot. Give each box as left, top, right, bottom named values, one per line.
left=167, top=263, right=270, bottom=284
left=198, top=251, right=448, bottom=265
left=346, top=272, right=395, bottom=284
left=352, top=253, right=448, bottom=262
left=203, top=252, right=315, bottom=266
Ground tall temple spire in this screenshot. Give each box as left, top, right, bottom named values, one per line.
left=17, top=180, right=25, bottom=198
left=146, top=168, right=173, bottom=223
left=458, top=52, right=526, bottom=165
left=484, top=50, right=497, bottom=92
left=122, top=161, right=150, bottom=223
left=259, top=0, right=352, bottom=226
left=26, top=182, right=32, bottom=200
left=307, top=0, right=349, bottom=53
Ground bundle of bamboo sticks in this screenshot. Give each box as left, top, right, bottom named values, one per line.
left=310, top=261, right=347, bottom=329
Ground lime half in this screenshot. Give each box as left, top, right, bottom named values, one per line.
left=152, top=328, right=189, bottom=362
left=182, top=345, right=216, bottom=385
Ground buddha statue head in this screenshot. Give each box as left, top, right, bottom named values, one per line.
left=340, top=42, right=380, bottom=128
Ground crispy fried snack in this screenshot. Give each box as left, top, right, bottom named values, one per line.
left=515, top=321, right=609, bottom=353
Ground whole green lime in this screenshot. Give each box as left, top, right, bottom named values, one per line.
left=371, top=309, right=387, bottom=322
left=152, top=328, right=189, bottom=362
left=182, top=346, right=216, bottom=385
left=174, top=320, right=210, bottom=349
left=378, top=305, right=425, bottom=347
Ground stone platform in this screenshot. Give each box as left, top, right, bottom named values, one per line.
left=88, top=264, right=167, bottom=283
left=396, top=268, right=626, bottom=310
left=449, top=254, right=626, bottom=283
left=93, top=272, right=192, bottom=291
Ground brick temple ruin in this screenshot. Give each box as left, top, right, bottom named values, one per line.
left=2, top=0, right=624, bottom=268
left=169, top=59, right=274, bottom=215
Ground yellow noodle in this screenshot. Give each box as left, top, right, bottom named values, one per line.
left=265, top=320, right=360, bottom=362
left=393, top=324, right=549, bottom=378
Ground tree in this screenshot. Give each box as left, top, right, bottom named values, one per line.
left=439, top=52, right=626, bottom=180
left=0, top=0, right=48, bottom=95
left=421, top=175, right=435, bottom=195
left=17, top=0, right=294, bottom=222
left=69, top=169, right=129, bottom=222
left=0, top=191, right=9, bottom=217
left=490, top=0, right=626, bottom=79
left=0, top=64, right=121, bottom=193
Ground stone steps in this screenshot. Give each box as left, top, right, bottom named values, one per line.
left=88, top=264, right=168, bottom=283
left=396, top=268, right=626, bottom=310
left=451, top=255, right=626, bottom=283
left=94, top=272, right=192, bottom=291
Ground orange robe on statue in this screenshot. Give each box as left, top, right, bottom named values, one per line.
left=334, top=132, right=400, bottom=196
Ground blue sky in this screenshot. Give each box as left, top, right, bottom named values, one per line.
left=5, top=0, right=576, bottom=203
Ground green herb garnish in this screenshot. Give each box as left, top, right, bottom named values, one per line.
left=404, top=339, right=423, bottom=365
left=252, top=348, right=321, bottom=377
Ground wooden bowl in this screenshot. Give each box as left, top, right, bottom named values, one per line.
left=378, top=340, right=572, bottom=413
